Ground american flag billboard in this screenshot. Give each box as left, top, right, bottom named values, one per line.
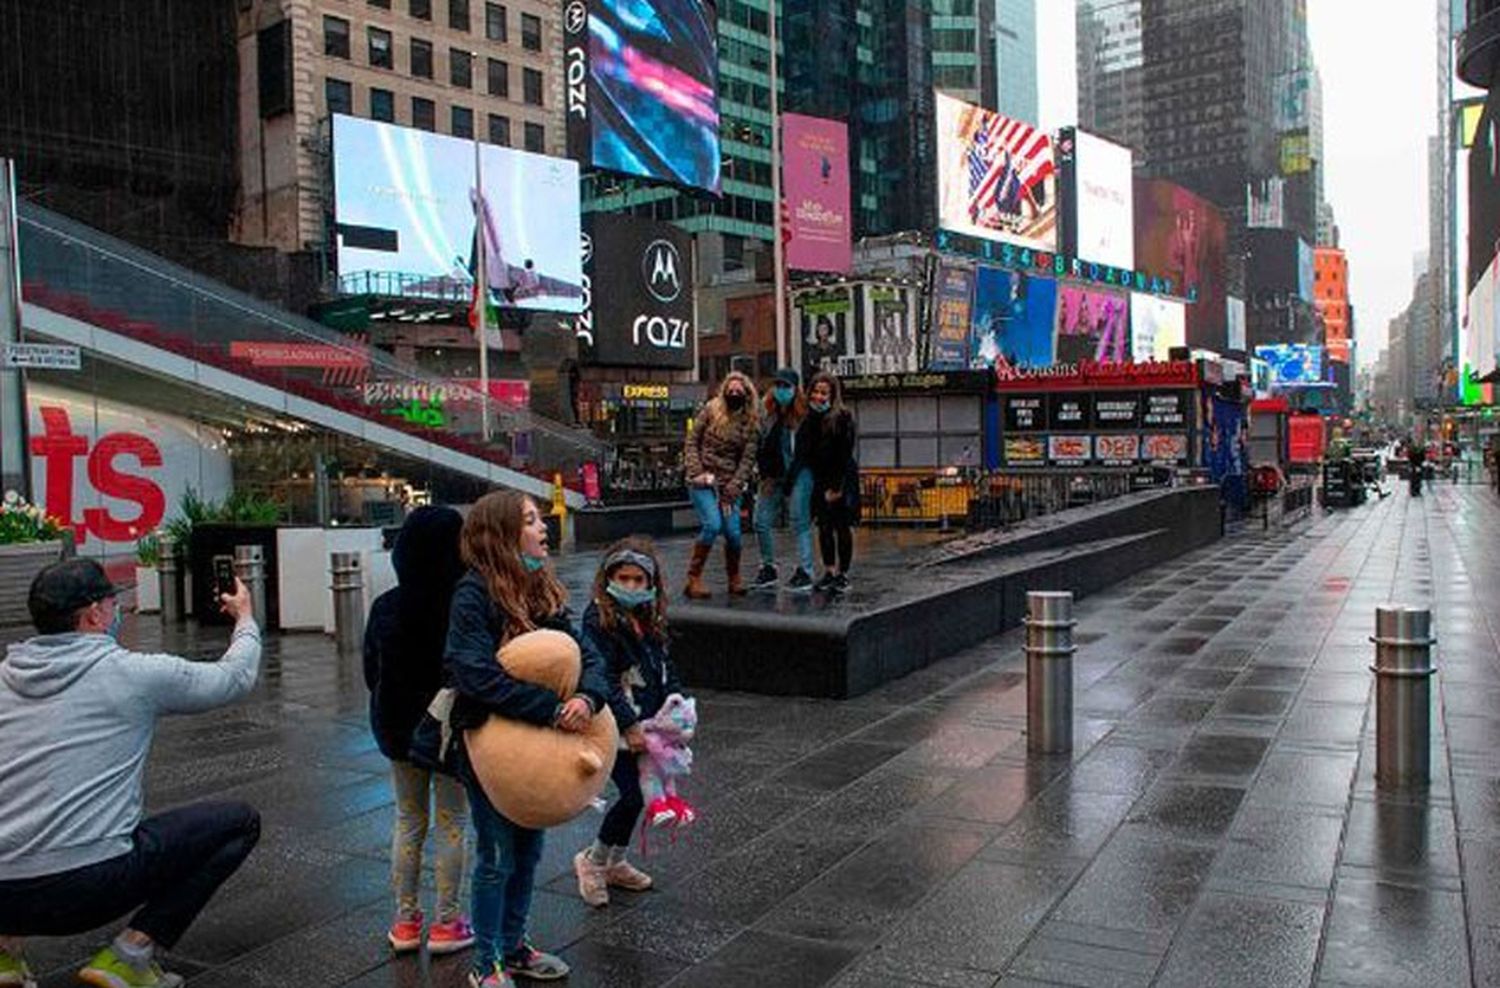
left=935, top=92, right=1057, bottom=252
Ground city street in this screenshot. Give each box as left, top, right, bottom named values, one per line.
left=9, top=484, right=1497, bottom=987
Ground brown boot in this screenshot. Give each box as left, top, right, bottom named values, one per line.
left=683, top=542, right=711, bottom=599
left=725, top=544, right=746, bottom=596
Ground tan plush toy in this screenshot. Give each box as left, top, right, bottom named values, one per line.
left=464, top=628, right=619, bottom=829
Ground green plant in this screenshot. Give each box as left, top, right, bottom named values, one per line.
left=136, top=533, right=161, bottom=567
left=218, top=490, right=283, bottom=525
left=0, top=491, right=66, bottom=546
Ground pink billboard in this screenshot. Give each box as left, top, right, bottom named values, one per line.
left=784, top=113, right=851, bottom=274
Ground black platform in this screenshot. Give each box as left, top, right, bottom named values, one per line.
left=653, top=486, right=1225, bottom=698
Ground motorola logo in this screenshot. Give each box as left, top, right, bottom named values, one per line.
left=565, top=1, right=587, bottom=34
left=642, top=239, right=683, bottom=304
left=580, top=231, right=593, bottom=266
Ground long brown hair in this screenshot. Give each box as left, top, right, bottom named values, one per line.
left=808, top=371, right=847, bottom=433
left=461, top=489, right=567, bottom=639
left=590, top=536, right=669, bottom=642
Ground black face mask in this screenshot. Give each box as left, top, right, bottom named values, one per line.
left=725, top=393, right=747, bottom=411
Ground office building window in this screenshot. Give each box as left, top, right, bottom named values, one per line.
left=452, top=105, right=474, bottom=138
left=449, top=0, right=470, bottom=31
left=410, top=0, right=431, bottom=18
left=325, top=77, right=353, bottom=116
left=488, top=113, right=511, bottom=145
left=410, top=38, right=433, bottom=78
left=324, top=16, right=350, bottom=58
left=412, top=96, right=436, bottom=130
left=370, top=87, right=395, bottom=121
left=522, top=67, right=543, bottom=105
left=524, top=121, right=544, bottom=152
left=486, top=3, right=507, bottom=41
left=450, top=47, right=473, bottom=88
left=368, top=27, right=393, bottom=68
left=520, top=12, right=541, bottom=51
left=487, top=57, right=508, bottom=97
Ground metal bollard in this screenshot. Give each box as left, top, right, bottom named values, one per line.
left=1026, top=591, right=1076, bottom=754
left=1371, top=605, right=1437, bottom=790
left=233, top=544, right=267, bottom=628
left=330, top=552, right=364, bottom=654
left=158, top=534, right=184, bottom=623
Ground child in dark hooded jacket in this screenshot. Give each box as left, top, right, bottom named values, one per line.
left=364, top=506, right=474, bottom=956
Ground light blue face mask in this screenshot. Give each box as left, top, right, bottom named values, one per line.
left=809, top=399, right=830, bottom=413
left=774, top=385, right=795, bottom=406
left=106, top=601, right=123, bottom=640
left=522, top=554, right=546, bottom=573
left=606, top=582, right=657, bottom=610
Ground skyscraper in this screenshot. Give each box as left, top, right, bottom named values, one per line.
left=931, top=0, right=992, bottom=109
left=1076, top=0, right=1143, bottom=158
left=994, top=0, right=1038, bottom=124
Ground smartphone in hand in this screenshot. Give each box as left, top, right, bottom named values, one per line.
left=213, top=556, right=236, bottom=598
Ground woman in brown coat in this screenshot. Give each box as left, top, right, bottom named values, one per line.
left=682, top=371, right=759, bottom=597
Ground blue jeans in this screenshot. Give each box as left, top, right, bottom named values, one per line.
left=689, top=485, right=742, bottom=550
left=754, top=471, right=815, bottom=573
left=463, top=771, right=543, bottom=974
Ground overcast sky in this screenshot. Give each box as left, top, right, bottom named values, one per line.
left=1035, top=0, right=1440, bottom=368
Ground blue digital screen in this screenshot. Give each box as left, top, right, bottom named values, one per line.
left=1255, top=344, right=1325, bottom=387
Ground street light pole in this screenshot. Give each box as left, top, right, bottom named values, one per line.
left=768, top=0, right=787, bottom=370
left=474, top=132, right=491, bottom=443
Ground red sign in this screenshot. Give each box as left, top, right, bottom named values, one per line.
left=30, top=406, right=165, bottom=545
left=229, top=341, right=369, bottom=369
left=993, top=359, right=1199, bottom=392
left=1288, top=414, right=1325, bottom=463
left=457, top=379, right=531, bottom=409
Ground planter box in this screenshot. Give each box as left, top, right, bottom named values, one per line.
left=189, top=525, right=281, bottom=628
left=135, top=565, right=161, bottom=613
left=0, top=540, right=69, bottom=627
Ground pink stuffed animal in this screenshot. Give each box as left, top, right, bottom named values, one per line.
left=638, top=693, right=698, bottom=831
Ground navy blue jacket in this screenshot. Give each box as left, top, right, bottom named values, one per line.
left=581, top=601, right=681, bottom=733
left=443, top=571, right=610, bottom=733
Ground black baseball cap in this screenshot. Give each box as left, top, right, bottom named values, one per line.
left=29, top=558, right=128, bottom=632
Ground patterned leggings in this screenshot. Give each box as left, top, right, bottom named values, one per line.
left=391, top=760, right=468, bottom=921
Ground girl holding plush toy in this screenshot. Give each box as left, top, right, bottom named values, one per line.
left=574, top=537, right=692, bottom=908
left=444, top=490, right=610, bottom=988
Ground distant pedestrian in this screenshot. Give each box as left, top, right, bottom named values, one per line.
left=0, top=559, right=261, bottom=988
left=364, top=506, right=474, bottom=957
left=682, top=371, right=759, bottom=598
left=792, top=372, right=860, bottom=593
left=442, top=490, right=609, bottom=988
left=572, top=538, right=685, bottom=908
left=752, top=368, right=817, bottom=592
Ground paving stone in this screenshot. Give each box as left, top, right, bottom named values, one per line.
left=1154, top=892, right=1324, bottom=988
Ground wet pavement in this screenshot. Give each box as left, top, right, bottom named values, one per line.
left=11, top=483, right=1500, bottom=986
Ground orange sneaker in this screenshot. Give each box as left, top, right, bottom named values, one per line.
left=427, top=917, right=475, bottom=955
left=387, top=912, right=423, bottom=953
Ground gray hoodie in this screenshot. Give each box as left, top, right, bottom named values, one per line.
left=0, top=619, right=261, bottom=880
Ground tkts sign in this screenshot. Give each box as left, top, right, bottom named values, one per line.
left=577, top=214, right=695, bottom=369
left=992, top=358, right=1199, bottom=392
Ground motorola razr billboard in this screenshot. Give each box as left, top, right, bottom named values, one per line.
left=577, top=214, right=695, bottom=369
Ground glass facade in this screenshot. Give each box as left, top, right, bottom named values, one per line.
left=994, top=0, right=1037, bottom=124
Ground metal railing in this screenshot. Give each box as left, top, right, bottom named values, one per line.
left=859, top=468, right=1149, bottom=530
left=16, top=204, right=607, bottom=482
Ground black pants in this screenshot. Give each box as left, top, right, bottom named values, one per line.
left=0, top=801, right=260, bottom=948
left=596, top=752, right=644, bottom=848
left=818, top=521, right=853, bottom=573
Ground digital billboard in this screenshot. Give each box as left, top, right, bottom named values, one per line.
left=930, top=265, right=976, bottom=370
left=1130, top=294, right=1186, bottom=362
left=936, top=92, right=1057, bottom=251
left=1134, top=178, right=1227, bottom=350
left=1256, top=344, right=1325, bottom=387
left=577, top=214, right=694, bottom=368
left=1055, top=285, right=1128, bottom=364
left=1060, top=128, right=1134, bottom=269
left=566, top=0, right=721, bottom=195
left=784, top=113, right=851, bottom=273
left=969, top=268, right=1057, bottom=369
left=333, top=114, right=583, bottom=312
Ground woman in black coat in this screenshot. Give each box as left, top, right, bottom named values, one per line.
left=790, top=372, right=859, bottom=593
left=363, top=506, right=475, bottom=954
